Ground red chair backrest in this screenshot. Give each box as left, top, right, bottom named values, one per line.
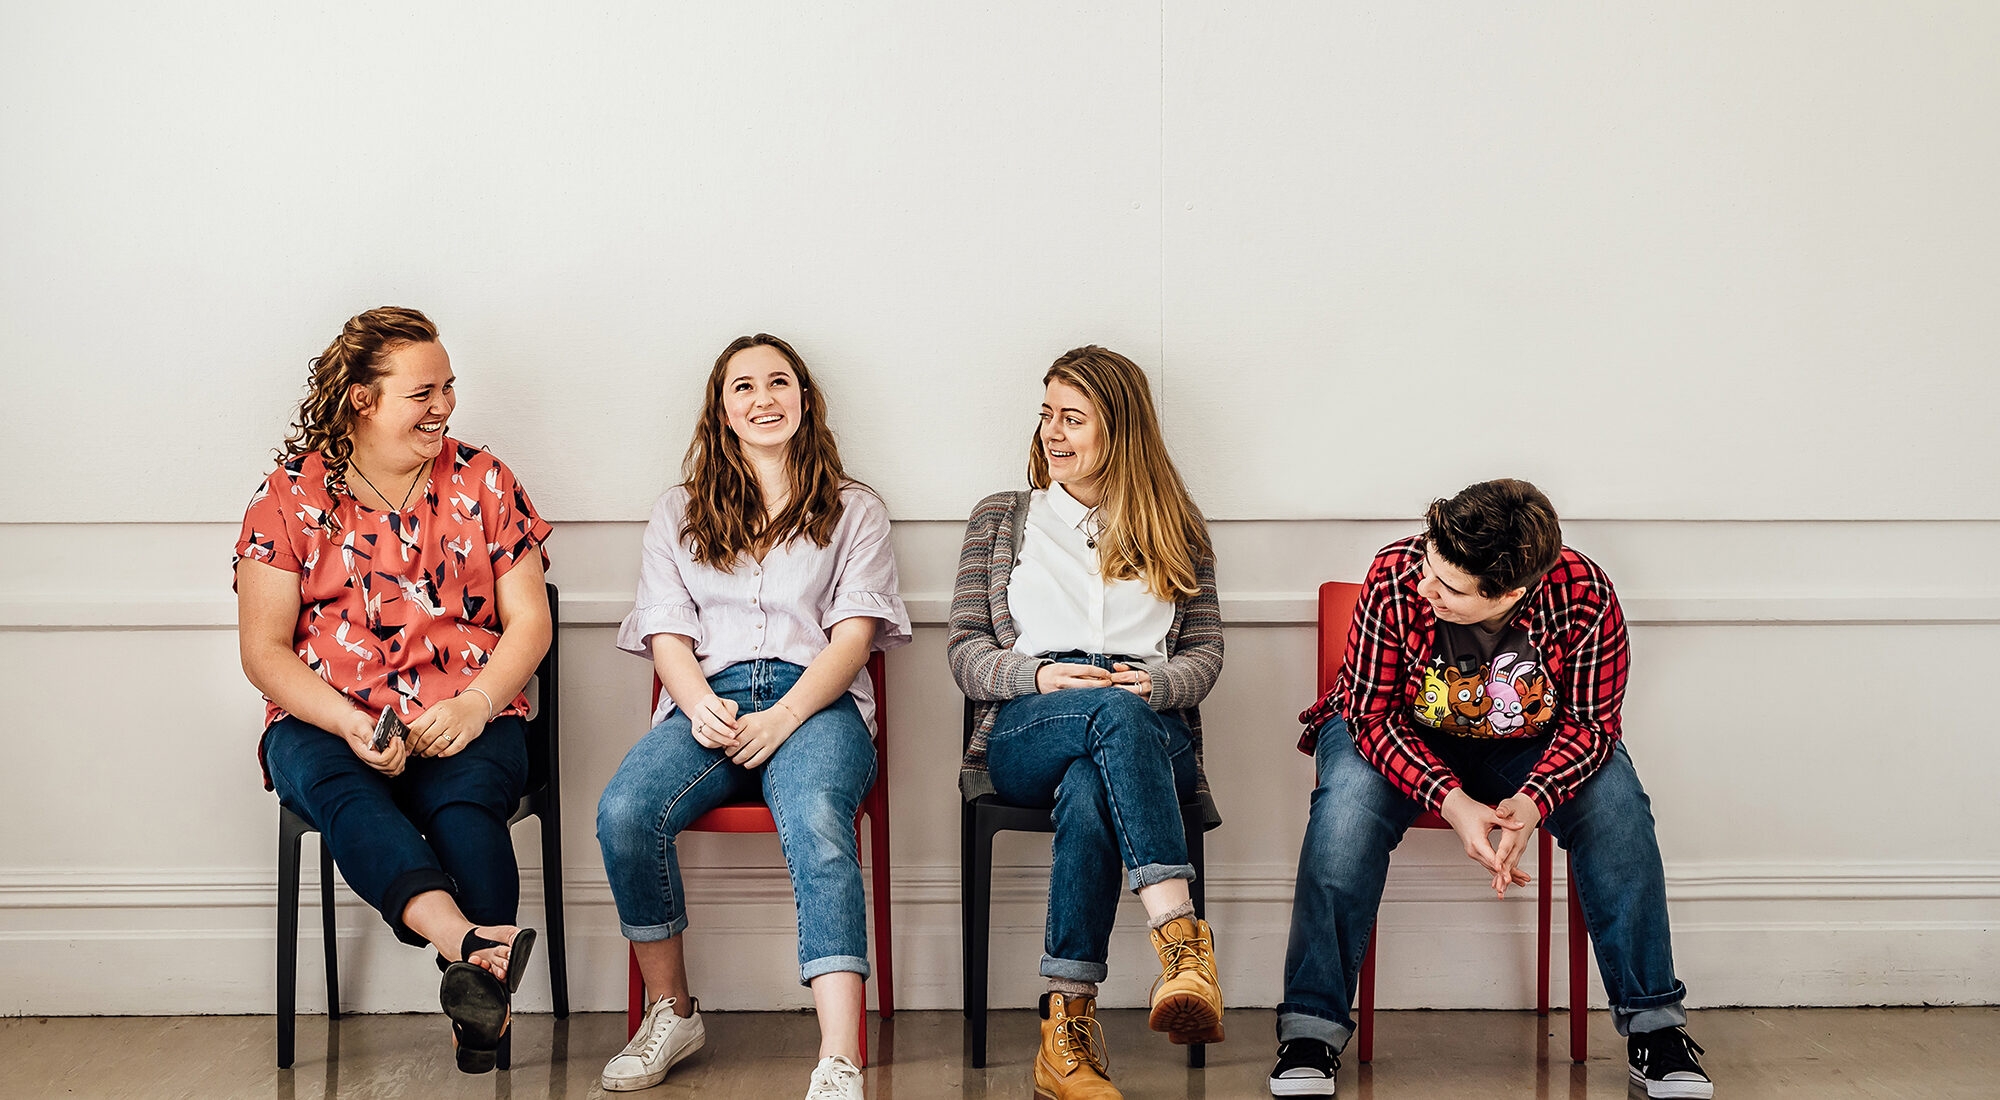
left=1317, top=581, right=1365, bottom=696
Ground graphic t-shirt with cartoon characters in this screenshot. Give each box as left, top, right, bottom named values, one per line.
left=1413, top=620, right=1559, bottom=739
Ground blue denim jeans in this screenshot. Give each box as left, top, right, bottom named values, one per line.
left=262, top=714, right=529, bottom=948
left=1279, top=715, right=1688, bottom=1049
left=596, top=659, right=876, bottom=984
left=987, top=654, right=1197, bottom=984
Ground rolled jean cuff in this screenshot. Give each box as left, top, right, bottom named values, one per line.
left=383, top=867, right=457, bottom=948
left=1614, top=997, right=1689, bottom=1038
left=1040, top=954, right=1109, bottom=984
left=1126, top=862, right=1195, bottom=891
left=1276, top=1008, right=1352, bottom=1053
left=801, top=954, right=871, bottom=986
left=620, top=913, right=690, bottom=943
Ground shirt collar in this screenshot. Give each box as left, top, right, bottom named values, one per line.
left=1045, top=482, right=1095, bottom=531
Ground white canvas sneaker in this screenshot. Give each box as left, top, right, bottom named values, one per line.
left=804, top=1053, right=864, bottom=1099
left=601, top=996, right=706, bottom=1091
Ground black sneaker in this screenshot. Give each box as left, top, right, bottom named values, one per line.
left=1628, top=1025, right=1713, bottom=1099
left=1268, top=1037, right=1339, bottom=1096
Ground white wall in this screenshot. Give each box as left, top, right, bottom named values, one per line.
left=2, top=2, right=1996, bottom=1016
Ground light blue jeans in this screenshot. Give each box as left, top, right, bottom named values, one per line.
left=596, top=659, right=876, bottom=984
left=1278, top=715, right=1688, bottom=1049
left=987, top=653, right=1197, bottom=984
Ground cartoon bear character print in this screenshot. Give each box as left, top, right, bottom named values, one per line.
left=1440, top=657, right=1491, bottom=732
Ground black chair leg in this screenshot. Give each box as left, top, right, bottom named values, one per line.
left=541, top=812, right=570, bottom=1019
left=497, top=1029, right=511, bottom=1071
left=318, top=840, right=340, bottom=1020
left=278, top=816, right=304, bottom=1069
left=1184, top=818, right=1207, bottom=1069
left=967, top=808, right=996, bottom=1069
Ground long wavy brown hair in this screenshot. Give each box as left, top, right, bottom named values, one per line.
left=281, top=307, right=440, bottom=526
left=1027, top=346, right=1212, bottom=602
left=681, top=334, right=860, bottom=568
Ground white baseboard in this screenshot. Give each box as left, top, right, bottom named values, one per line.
left=4, top=860, right=1994, bottom=1015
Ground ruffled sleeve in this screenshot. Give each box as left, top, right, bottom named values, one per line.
left=616, top=489, right=704, bottom=656
left=823, top=488, right=912, bottom=652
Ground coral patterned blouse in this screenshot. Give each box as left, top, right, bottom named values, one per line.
left=233, top=439, right=552, bottom=745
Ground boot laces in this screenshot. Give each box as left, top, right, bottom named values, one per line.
left=1159, top=934, right=1213, bottom=979
left=1056, top=1010, right=1110, bottom=1075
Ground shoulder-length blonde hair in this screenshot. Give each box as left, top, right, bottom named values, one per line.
left=1027, top=346, right=1212, bottom=602
left=681, top=334, right=860, bottom=569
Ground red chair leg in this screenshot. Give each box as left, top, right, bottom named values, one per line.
left=1537, top=829, right=1553, bottom=1016
left=868, top=811, right=894, bottom=1019
left=1567, top=853, right=1587, bottom=1062
left=1356, top=927, right=1377, bottom=1063
left=628, top=943, right=645, bottom=1038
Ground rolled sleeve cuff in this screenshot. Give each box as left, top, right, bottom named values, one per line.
left=823, top=591, right=913, bottom=652
left=615, top=602, right=702, bottom=656
left=1517, top=777, right=1561, bottom=819
left=1421, top=775, right=1463, bottom=815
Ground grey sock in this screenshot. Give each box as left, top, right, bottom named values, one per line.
left=1148, top=899, right=1196, bottom=931
left=1048, top=977, right=1099, bottom=998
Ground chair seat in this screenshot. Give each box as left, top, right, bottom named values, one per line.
left=688, top=801, right=779, bottom=832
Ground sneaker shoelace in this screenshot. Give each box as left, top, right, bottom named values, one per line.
left=806, top=1056, right=863, bottom=1098
left=1652, top=1028, right=1706, bottom=1073
left=626, top=1001, right=679, bottom=1061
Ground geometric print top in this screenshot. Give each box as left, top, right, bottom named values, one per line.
left=233, top=438, right=552, bottom=735
left=1298, top=535, right=1631, bottom=817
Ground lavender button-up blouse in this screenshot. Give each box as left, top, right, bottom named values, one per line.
left=615, top=484, right=912, bottom=732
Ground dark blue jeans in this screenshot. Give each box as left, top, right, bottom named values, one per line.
left=987, top=654, right=1197, bottom=984
left=595, top=659, right=877, bottom=983
left=263, top=715, right=528, bottom=948
left=1279, top=715, right=1688, bottom=1049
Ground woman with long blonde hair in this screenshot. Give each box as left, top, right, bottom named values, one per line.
left=947, top=345, right=1225, bottom=1100
left=596, top=335, right=909, bottom=1099
left=235, top=306, right=552, bottom=1073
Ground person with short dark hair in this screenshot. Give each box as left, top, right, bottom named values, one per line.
left=1268, top=480, right=1711, bottom=1099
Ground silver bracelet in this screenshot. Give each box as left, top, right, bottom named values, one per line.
left=461, top=686, right=495, bottom=725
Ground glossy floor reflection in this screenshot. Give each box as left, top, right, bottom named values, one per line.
left=3, top=1006, right=1994, bottom=1099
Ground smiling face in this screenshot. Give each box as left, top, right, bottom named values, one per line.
left=350, top=340, right=454, bottom=470
left=719, top=343, right=806, bottom=456
left=1039, top=378, right=1103, bottom=502
left=1416, top=544, right=1527, bottom=629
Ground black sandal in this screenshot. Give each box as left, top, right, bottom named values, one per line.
left=438, top=927, right=537, bottom=1073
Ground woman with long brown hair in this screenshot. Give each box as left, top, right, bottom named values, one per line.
left=235, top=306, right=552, bottom=1073
left=947, top=346, right=1226, bottom=1100
left=595, top=335, right=909, bottom=1099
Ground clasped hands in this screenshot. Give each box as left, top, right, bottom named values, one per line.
left=1438, top=787, right=1544, bottom=899
left=1035, top=660, right=1152, bottom=698
left=686, top=693, right=800, bottom=769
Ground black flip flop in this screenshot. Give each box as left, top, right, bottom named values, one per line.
left=438, top=927, right=537, bottom=1073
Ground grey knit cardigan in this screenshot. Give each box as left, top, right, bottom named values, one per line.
left=946, top=489, right=1225, bottom=828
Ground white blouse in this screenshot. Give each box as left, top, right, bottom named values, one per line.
left=615, top=485, right=912, bottom=732
left=1007, top=483, right=1174, bottom=663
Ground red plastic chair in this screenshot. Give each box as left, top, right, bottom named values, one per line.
left=625, top=651, right=894, bottom=1065
left=1316, top=581, right=1586, bottom=1064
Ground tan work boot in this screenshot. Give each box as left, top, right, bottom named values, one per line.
left=1034, top=992, right=1121, bottom=1099
left=1148, top=916, right=1224, bottom=1044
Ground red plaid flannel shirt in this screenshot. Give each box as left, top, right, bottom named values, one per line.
left=1299, top=536, right=1630, bottom=817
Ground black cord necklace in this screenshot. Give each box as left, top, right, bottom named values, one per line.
left=350, top=458, right=426, bottom=511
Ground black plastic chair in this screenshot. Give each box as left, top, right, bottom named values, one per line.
left=959, top=699, right=1217, bottom=1070
left=277, top=582, right=569, bottom=1069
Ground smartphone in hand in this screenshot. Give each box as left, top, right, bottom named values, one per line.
left=372, top=708, right=411, bottom=752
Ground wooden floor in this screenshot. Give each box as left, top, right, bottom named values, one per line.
left=3, top=1007, right=1994, bottom=1099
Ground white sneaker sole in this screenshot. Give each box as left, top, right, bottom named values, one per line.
left=602, top=1025, right=705, bottom=1091
left=1270, top=1073, right=1338, bottom=1097
left=1629, top=1066, right=1714, bottom=1099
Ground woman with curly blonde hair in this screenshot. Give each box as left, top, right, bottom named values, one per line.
left=235, top=306, right=551, bottom=1073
